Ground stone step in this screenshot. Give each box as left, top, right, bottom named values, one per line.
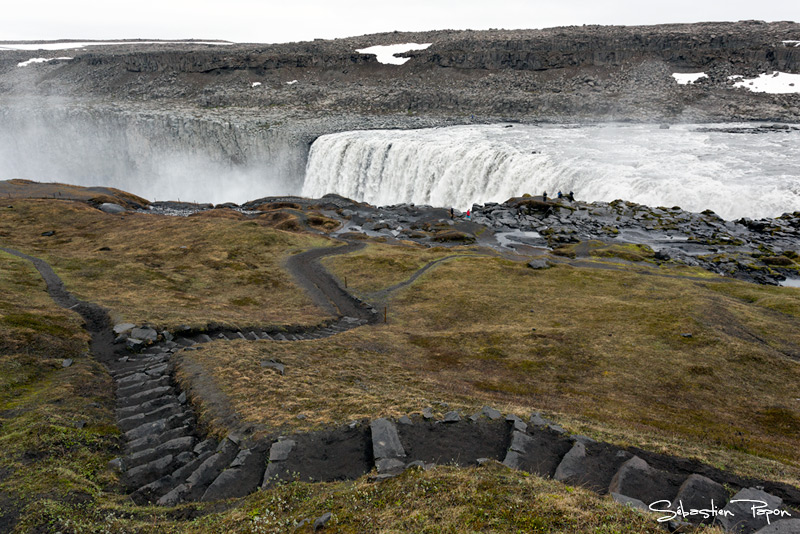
left=181, top=438, right=240, bottom=502
left=117, top=386, right=175, bottom=409
left=126, top=436, right=197, bottom=471
left=117, top=394, right=176, bottom=419
left=607, top=455, right=685, bottom=506
left=117, top=375, right=172, bottom=399
left=553, top=439, right=633, bottom=493
left=140, top=448, right=217, bottom=505
left=118, top=403, right=185, bottom=432
left=201, top=448, right=266, bottom=501
left=124, top=413, right=192, bottom=442
left=112, top=356, right=171, bottom=378
left=126, top=425, right=192, bottom=455
left=113, top=356, right=164, bottom=372
left=502, top=428, right=573, bottom=477
left=124, top=454, right=179, bottom=490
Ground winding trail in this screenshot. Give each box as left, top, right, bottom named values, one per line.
left=285, top=240, right=376, bottom=322
left=3, top=244, right=800, bottom=531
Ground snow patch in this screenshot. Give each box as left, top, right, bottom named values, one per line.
left=782, top=40, right=800, bottom=47
left=17, top=57, right=72, bottom=67
left=672, top=72, right=707, bottom=85
left=286, top=80, right=298, bottom=85
left=251, top=82, right=262, bottom=87
left=355, top=43, right=432, bottom=65
left=729, top=72, right=800, bottom=94
left=0, top=41, right=232, bottom=51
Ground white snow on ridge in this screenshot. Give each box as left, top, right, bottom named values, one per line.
left=355, top=43, right=432, bottom=65
left=251, top=82, right=262, bottom=87
left=0, top=41, right=232, bottom=51
left=17, top=57, right=72, bottom=67
left=782, top=40, right=800, bottom=47
left=672, top=72, right=707, bottom=85
left=729, top=71, right=800, bottom=94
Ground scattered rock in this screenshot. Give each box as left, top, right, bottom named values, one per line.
left=716, top=487, right=786, bottom=533
left=753, top=519, right=800, bottom=533
left=313, top=512, right=332, bottom=531
left=481, top=406, right=502, bottom=420
left=130, top=327, right=158, bottom=342
left=553, top=441, right=586, bottom=483
left=527, top=258, right=553, bottom=269
left=99, top=202, right=126, bottom=214
left=113, top=323, right=136, bottom=335
left=108, top=458, right=124, bottom=472
left=261, top=360, right=285, bottom=375
left=530, top=412, right=549, bottom=428
left=443, top=410, right=461, bottom=423
left=62, top=358, right=73, bottom=368
left=611, top=492, right=650, bottom=512
left=40, top=230, right=55, bottom=237
left=670, top=474, right=728, bottom=524
left=506, top=414, right=527, bottom=432
left=269, top=439, right=296, bottom=462
left=370, top=418, right=406, bottom=460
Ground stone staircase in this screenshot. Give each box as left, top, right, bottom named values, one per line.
left=110, top=315, right=371, bottom=505
left=112, top=336, right=800, bottom=534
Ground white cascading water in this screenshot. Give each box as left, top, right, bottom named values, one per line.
left=302, top=123, right=800, bottom=220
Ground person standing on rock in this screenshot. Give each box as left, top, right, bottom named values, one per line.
left=568, top=191, right=575, bottom=202
left=543, top=191, right=548, bottom=202
left=466, top=209, right=471, bottom=220
left=450, top=207, right=454, bottom=220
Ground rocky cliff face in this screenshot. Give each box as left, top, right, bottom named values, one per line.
left=418, top=22, right=800, bottom=73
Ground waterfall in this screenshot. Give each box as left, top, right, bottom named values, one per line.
left=302, top=124, right=800, bottom=220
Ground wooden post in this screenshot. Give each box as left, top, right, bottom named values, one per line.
left=384, top=306, right=387, bottom=323
left=345, top=276, right=347, bottom=288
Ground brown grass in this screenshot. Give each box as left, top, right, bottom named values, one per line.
left=222, top=247, right=800, bottom=486
left=0, top=178, right=149, bottom=208
left=0, top=250, right=119, bottom=529
left=0, top=200, right=332, bottom=329
left=321, top=241, right=475, bottom=296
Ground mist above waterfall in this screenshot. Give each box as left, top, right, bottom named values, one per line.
left=0, top=102, right=306, bottom=204
left=302, top=123, right=800, bottom=220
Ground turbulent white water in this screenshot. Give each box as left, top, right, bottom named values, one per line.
left=302, top=123, right=800, bottom=220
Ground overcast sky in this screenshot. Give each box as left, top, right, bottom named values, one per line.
left=2, top=1, right=799, bottom=43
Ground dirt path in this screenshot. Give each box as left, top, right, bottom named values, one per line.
left=285, top=240, right=377, bottom=322
left=1, top=246, right=117, bottom=364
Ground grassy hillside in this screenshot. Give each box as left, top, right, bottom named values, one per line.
left=1, top=197, right=796, bottom=532
left=0, top=200, right=331, bottom=329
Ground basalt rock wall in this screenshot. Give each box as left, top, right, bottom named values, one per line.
left=417, top=22, right=800, bottom=74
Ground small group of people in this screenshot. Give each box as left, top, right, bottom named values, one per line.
left=543, top=190, right=575, bottom=202
left=450, top=207, right=471, bottom=220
